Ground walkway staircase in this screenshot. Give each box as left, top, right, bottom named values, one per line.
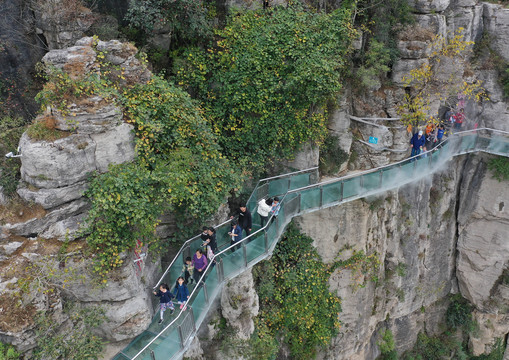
left=113, top=128, right=509, bottom=360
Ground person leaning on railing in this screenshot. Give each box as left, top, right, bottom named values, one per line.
left=257, top=198, right=273, bottom=227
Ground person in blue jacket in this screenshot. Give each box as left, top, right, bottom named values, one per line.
left=174, top=276, right=190, bottom=310
left=153, top=283, right=174, bottom=323
left=228, top=220, right=243, bottom=252
left=409, top=130, right=426, bottom=160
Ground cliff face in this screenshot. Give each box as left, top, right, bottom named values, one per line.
left=293, top=153, right=508, bottom=358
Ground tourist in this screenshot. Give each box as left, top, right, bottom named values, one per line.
left=409, top=130, right=426, bottom=160
left=437, top=124, right=445, bottom=145
left=192, top=249, right=208, bottom=284
left=173, top=276, right=190, bottom=311
left=206, top=227, right=217, bottom=253
left=454, top=108, right=465, bottom=130
left=271, top=196, right=280, bottom=217
left=228, top=220, right=243, bottom=252
left=153, top=283, right=174, bottom=324
left=230, top=204, right=252, bottom=237
left=182, top=256, right=194, bottom=285
left=257, top=198, right=273, bottom=227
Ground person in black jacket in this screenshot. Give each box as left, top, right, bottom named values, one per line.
left=230, top=204, right=252, bottom=237
left=153, top=283, right=174, bottom=323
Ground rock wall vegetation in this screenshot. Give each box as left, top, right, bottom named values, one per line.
left=0, top=0, right=509, bottom=358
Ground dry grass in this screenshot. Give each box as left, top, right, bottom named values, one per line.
left=0, top=197, right=46, bottom=225
left=398, top=26, right=435, bottom=42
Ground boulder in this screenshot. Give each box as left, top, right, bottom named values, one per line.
left=41, top=45, right=98, bottom=78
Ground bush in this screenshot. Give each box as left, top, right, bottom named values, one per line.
left=0, top=341, right=20, bottom=360
left=252, top=223, right=342, bottom=360
left=487, top=156, right=509, bottom=182
left=319, top=134, right=349, bottom=175
left=378, top=329, right=398, bottom=360
left=446, top=294, right=475, bottom=331
left=177, top=5, right=357, bottom=172
left=0, top=116, right=26, bottom=196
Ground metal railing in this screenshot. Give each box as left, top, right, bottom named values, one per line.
left=113, top=128, right=509, bottom=360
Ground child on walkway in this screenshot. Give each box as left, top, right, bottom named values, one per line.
left=182, top=256, right=194, bottom=285
left=153, top=283, right=174, bottom=324
left=174, top=276, right=190, bottom=311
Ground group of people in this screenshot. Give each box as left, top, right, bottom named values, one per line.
left=153, top=199, right=280, bottom=324
left=409, top=108, right=464, bottom=159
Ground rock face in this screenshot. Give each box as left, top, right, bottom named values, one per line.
left=220, top=269, right=259, bottom=340
left=17, top=37, right=141, bottom=212
left=456, top=156, right=509, bottom=310
left=0, top=38, right=155, bottom=356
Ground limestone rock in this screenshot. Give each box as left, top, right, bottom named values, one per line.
left=52, top=99, right=123, bottom=134
left=19, top=132, right=96, bottom=189
left=397, top=41, right=432, bottom=59
left=469, top=312, right=509, bottom=356
left=17, top=181, right=89, bottom=210
left=282, top=142, right=319, bottom=171
left=456, top=155, right=509, bottom=309
left=1, top=199, right=89, bottom=238
left=446, top=5, right=483, bottom=42
left=220, top=269, right=259, bottom=340
left=38, top=212, right=85, bottom=241
left=183, top=337, right=204, bottom=360
left=392, top=59, right=429, bottom=86
left=408, top=0, right=450, bottom=14
left=0, top=185, right=6, bottom=205
left=483, top=3, right=509, bottom=63
left=34, top=0, right=94, bottom=50
left=415, top=14, right=447, bottom=38
left=41, top=45, right=98, bottom=78
left=90, top=123, right=135, bottom=173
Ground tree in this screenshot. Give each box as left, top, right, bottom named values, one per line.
left=397, top=29, right=488, bottom=128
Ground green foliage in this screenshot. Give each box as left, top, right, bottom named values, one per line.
left=356, top=40, right=391, bottom=90
left=487, top=156, right=509, bottom=182
left=246, top=320, right=278, bottom=360
left=252, top=223, right=342, bottom=360
left=319, top=133, right=349, bottom=175
left=84, top=163, right=167, bottom=278
left=331, top=249, right=380, bottom=290
left=446, top=294, right=475, bottom=332
left=396, top=262, right=407, bottom=277
left=0, top=116, right=26, bottom=196
left=126, top=0, right=212, bottom=45
left=83, top=76, right=237, bottom=277
left=378, top=329, right=397, bottom=360
left=34, top=304, right=106, bottom=360
left=0, top=341, right=20, bottom=360
left=177, top=6, right=357, bottom=171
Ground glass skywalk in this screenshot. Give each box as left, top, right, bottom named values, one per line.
left=113, top=128, right=509, bottom=360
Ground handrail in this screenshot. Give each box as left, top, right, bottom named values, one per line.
left=151, top=167, right=318, bottom=290
left=116, top=127, right=509, bottom=360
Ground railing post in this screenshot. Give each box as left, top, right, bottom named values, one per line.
left=428, top=151, right=432, bottom=166
left=189, top=307, right=197, bottom=332
left=203, top=283, right=209, bottom=303
left=379, top=171, right=383, bottom=188
left=242, top=242, right=248, bottom=267
left=288, top=178, right=291, bottom=191
left=340, top=181, right=344, bottom=202
left=359, top=175, right=364, bottom=188
left=178, top=325, right=185, bottom=348
left=150, top=349, right=156, bottom=360
left=217, top=258, right=224, bottom=282
left=298, top=193, right=302, bottom=214
left=319, top=187, right=323, bottom=207
left=264, top=229, right=268, bottom=253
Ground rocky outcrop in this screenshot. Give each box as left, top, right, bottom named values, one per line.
left=220, top=269, right=259, bottom=340
left=456, top=155, right=509, bottom=310
left=32, top=0, right=94, bottom=50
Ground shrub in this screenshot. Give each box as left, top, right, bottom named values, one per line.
left=446, top=294, right=475, bottom=331
left=252, top=223, right=342, bottom=360
left=177, top=5, right=358, bottom=172
left=378, top=329, right=398, bottom=360
left=487, top=156, right=509, bottom=182
left=0, top=116, right=26, bottom=196
left=319, top=133, right=349, bottom=175
left=0, top=341, right=20, bottom=360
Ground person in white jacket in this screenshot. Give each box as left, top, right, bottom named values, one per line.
left=257, top=198, right=273, bottom=227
